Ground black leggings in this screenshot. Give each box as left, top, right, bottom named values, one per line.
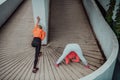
left=32, top=37, right=41, bottom=68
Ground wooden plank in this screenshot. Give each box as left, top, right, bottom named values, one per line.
left=0, top=53, right=31, bottom=80
left=44, top=48, right=51, bottom=80
left=84, top=53, right=104, bottom=60
left=19, top=56, right=33, bottom=80
left=9, top=53, right=33, bottom=80
left=45, top=48, right=56, bottom=80
left=0, top=52, right=30, bottom=78
left=34, top=48, right=44, bottom=80
left=86, top=56, right=104, bottom=64
left=46, top=48, right=61, bottom=80
left=0, top=48, right=33, bottom=68
left=24, top=62, right=33, bottom=80
left=87, top=60, right=102, bottom=68
left=39, top=48, right=45, bottom=80
left=0, top=50, right=32, bottom=69
left=88, top=65, right=98, bottom=71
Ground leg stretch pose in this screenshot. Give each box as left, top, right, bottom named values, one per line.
left=31, top=16, right=46, bottom=73
left=56, top=43, right=89, bottom=67
left=32, top=37, right=41, bottom=71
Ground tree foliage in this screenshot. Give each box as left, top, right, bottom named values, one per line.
left=115, top=2, right=120, bottom=40
left=106, top=0, right=116, bottom=26
left=106, top=0, right=120, bottom=41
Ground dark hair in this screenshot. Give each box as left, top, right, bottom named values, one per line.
left=38, top=25, right=42, bottom=29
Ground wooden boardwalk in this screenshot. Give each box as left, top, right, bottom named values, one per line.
left=0, top=0, right=105, bottom=80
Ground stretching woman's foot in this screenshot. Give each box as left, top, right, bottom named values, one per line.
left=39, top=52, right=42, bottom=57
left=32, top=68, right=39, bottom=73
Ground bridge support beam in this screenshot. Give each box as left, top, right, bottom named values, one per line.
left=32, top=0, right=49, bottom=44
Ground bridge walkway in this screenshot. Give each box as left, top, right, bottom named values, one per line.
left=0, top=0, right=105, bottom=80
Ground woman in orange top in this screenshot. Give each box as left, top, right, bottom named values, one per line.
left=31, top=16, right=46, bottom=73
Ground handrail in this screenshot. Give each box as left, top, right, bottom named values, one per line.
left=0, top=0, right=23, bottom=27
left=79, top=0, right=119, bottom=80
left=0, top=0, right=7, bottom=5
